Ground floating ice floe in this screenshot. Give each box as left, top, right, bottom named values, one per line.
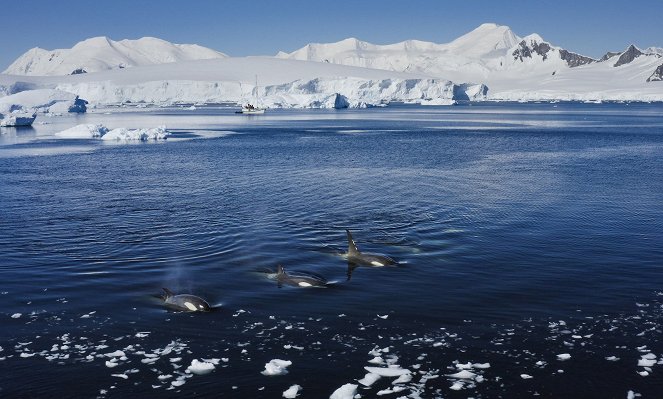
left=104, top=350, right=125, bottom=358
left=261, top=359, right=292, bottom=376
left=358, top=372, right=381, bottom=387
left=53, top=123, right=170, bottom=141
left=55, top=124, right=108, bottom=138
left=11, top=313, right=22, bottom=319
left=282, top=384, right=302, bottom=398
left=364, top=365, right=411, bottom=377
left=329, top=383, right=357, bottom=399
left=637, top=353, right=656, bottom=367
left=186, top=359, right=216, bottom=375
left=447, top=370, right=476, bottom=379
left=101, top=126, right=169, bottom=141
left=557, top=353, right=571, bottom=361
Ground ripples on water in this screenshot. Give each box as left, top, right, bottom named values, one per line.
left=1, top=103, right=663, bottom=397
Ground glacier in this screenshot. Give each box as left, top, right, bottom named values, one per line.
left=0, top=57, right=484, bottom=111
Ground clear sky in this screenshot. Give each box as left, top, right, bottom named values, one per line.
left=2, top=0, right=662, bottom=70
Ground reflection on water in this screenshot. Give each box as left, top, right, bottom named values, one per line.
left=1, top=103, right=663, bottom=397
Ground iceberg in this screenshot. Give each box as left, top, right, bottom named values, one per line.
left=55, top=124, right=108, bottom=139
left=0, top=89, right=87, bottom=114
left=101, top=126, right=169, bottom=141
left=0, top=111, right=36, bottom=127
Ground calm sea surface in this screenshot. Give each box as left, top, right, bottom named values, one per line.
left=1, top=103, right=663, bottom=398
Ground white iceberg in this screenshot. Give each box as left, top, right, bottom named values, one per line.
left=0, top=89, right=86, bottom=114
left=282, top=384, right=302, bottom=398
left=186, top=359, right=216, bottom=375
left=0, top=112, right=36, bottom=127
left=329, top=383, right=357, bottom=399
left=55, top=123, right=108, bottom=138
left=261, top=359, right=292, bottom=376
left=101, top=126, right=169, bottom=141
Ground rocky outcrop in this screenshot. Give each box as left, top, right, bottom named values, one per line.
left=558, top=49, right=594, bottom=67
left=614, top=45, right=643, bottom=67
left=513, top=38, right=594, bottom=67
left=647, top=64, right=663, bottom=82
left=599, top=51, right=621, bottom=62
left=513, top=39, right=552, bottom=61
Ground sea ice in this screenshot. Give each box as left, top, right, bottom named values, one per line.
left=104, top=350, right=125, bottom=358
left=261, top=359, right=292, bottom=376
left=557, top=353, right=571, bottom=361
left=358, top=372, right=381, bottom=387
left=11, top=313, right=21, bottom=319
left=329, top=383, right=357, bottom=399
left=186, top=359, right=216, bottom=375
left=101, top=126, right=169, bottom=141
left=364, top=366, right=411, bottom=377
left=446, top=370, right=476, bottom=379
left=282, top=384, right=302, bottom=398
left=55, top=124, right=108, bottom=139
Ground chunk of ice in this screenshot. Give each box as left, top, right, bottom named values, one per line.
left=261, top=359, right=292, bottom=376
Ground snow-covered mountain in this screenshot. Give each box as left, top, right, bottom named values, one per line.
left=276, top=23, right=523, bottom=83
left=2, top=24, right=663, bottom=110
left=277, top=23, right=663, bottom=100
left=4, top=37, right=227, bottom=76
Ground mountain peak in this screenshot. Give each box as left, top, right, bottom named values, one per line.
left=447, top=23, right=521, bottom=58
left=614, top=44, right=644, bottom=67
left=4, top=36, right=226, bottom=76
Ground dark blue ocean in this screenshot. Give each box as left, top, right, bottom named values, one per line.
left=1, top=102, right=663, bottom=398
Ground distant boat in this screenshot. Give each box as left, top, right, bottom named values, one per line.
left=235, top=104, right=265, bottom=114
left=0, top=112, right=37, bottom=127
left=236, top=75, right=266, bottom=114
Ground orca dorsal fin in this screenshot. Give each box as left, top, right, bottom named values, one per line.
left=346, top=229, right=360, bottom=256
left=162, top=288, right=175, bottom=298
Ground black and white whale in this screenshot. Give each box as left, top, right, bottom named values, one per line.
left=161, top=288, right=211, bottom=312
left=345, top=229, right=397, bottom=280
left=345, top=229, right=397, bottom=267
left=276, top=265, right=328, bottom=288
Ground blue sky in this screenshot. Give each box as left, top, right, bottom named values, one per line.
left=2, top=0, right=662, bottom=70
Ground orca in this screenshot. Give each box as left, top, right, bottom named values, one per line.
left=161, top=288, right=211, bottom=312
left=276, top=265, right=328, bottom=288
left=345, top=229, right=397, bottom=280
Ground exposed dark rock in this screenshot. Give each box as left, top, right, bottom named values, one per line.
left=513, top=39, right=594, bottom=68
left=646, top=63, right=663, bottom=82
left=614, top=45, right=643, bottom=67
left=599, top=51, right=621, bottom=62
left=68, top=97, right=88, bottom=113
left=70, top=68, right=87, bottom=75
left=559, top=49, right=595, bottom=67
left=513, top=39, right=552, bottom=61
